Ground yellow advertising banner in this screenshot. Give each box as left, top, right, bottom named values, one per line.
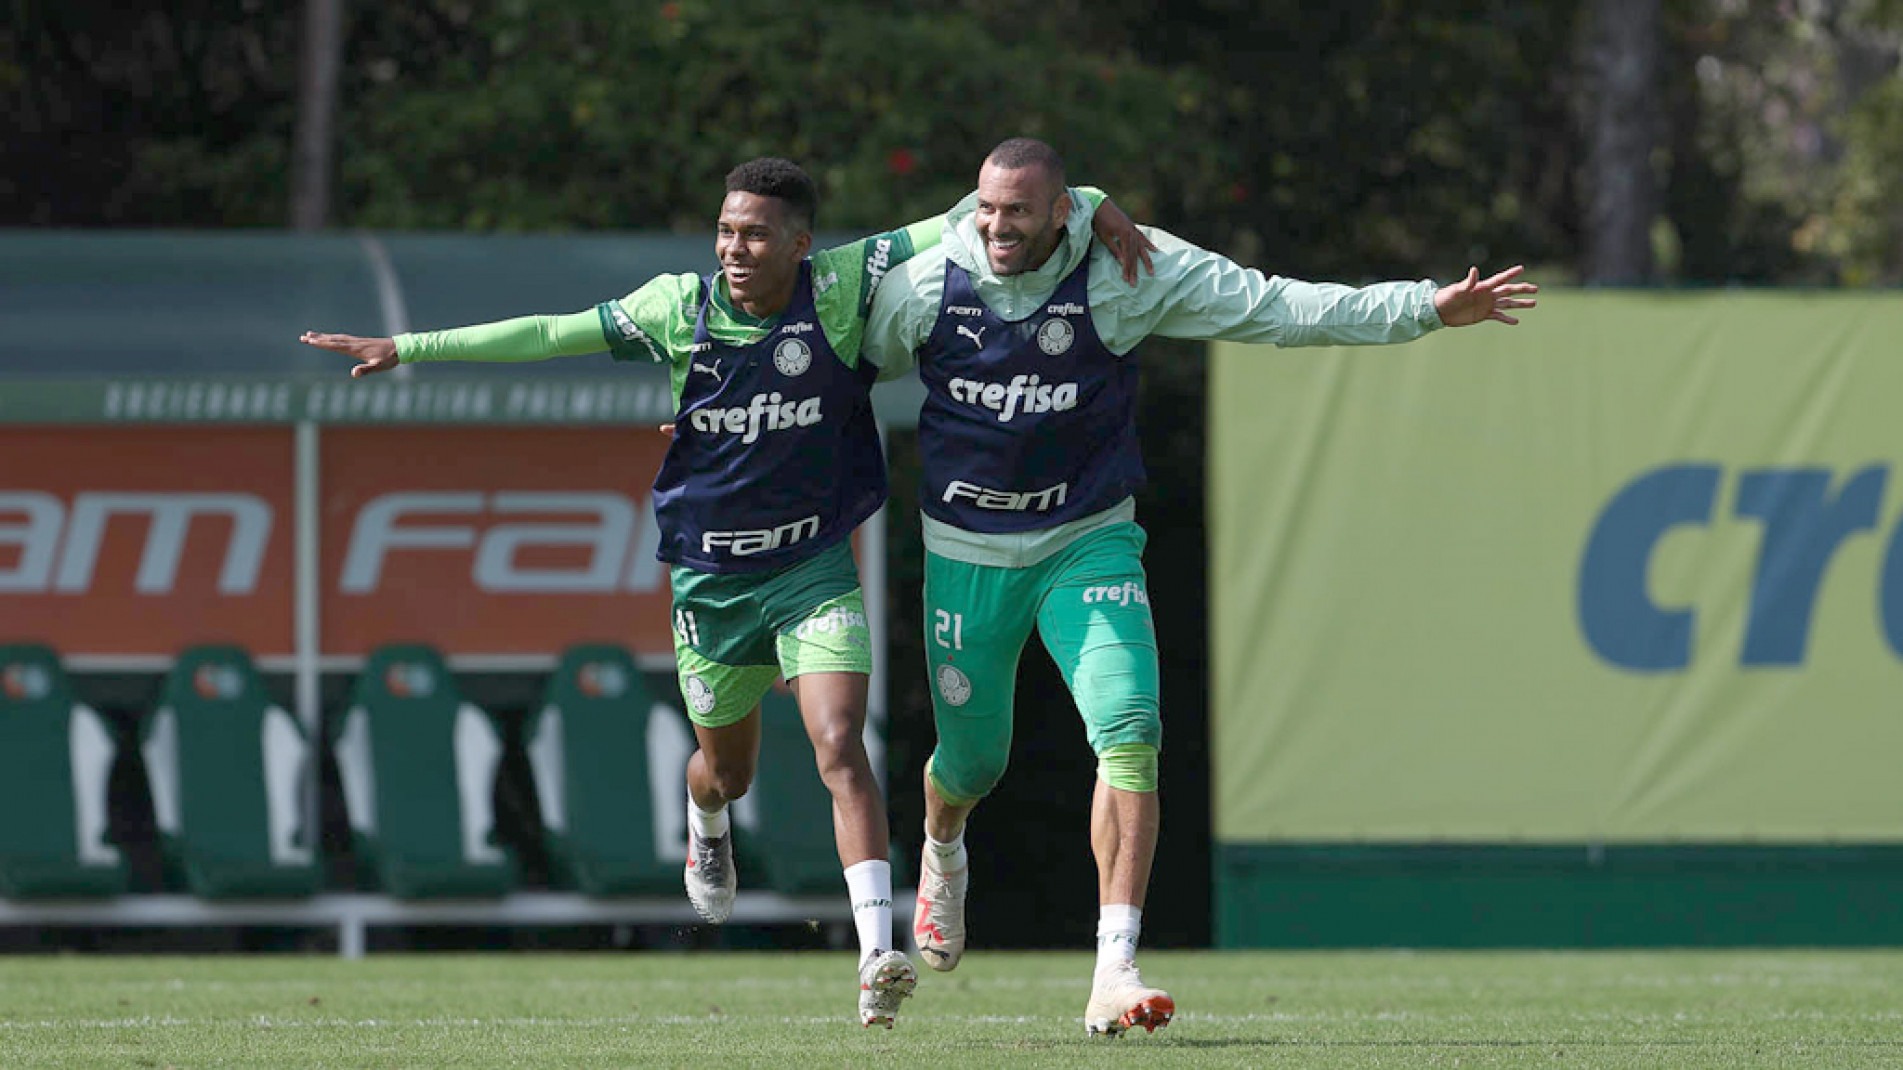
left=1211, top=291, right=1903, bottom=842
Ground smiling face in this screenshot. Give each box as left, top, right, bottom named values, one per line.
left=715, top=191, right=811, bottom=318
left=972, top=159, right=1071, bottom=276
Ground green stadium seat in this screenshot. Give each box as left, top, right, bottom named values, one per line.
left=141, top=646, right=320, bottom=898
left=333, top=645, right=515, bottom=898
left=744, top=687, right=847, bottom=895
left=524, top=645, right=677, bottom=896
left=0, top=644, right=127, bottom=897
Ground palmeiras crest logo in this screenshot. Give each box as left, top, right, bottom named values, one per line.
left=1036, top=317, right=1074, bottom=356
left=935, top=664, right=973, bottom=707
left=684, top=674, right=717, bottom=716
left=773, top=338, right=812, bottom=377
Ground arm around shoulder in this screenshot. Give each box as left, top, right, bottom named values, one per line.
left=863, top=252, right=945, bottom=380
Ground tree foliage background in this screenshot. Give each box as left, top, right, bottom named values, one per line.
left=9, top=0, right=1902, bottom=283
left=5, top=0, right=1902, bottom=949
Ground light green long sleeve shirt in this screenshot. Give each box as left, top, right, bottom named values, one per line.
left=392, top=217, right=947, bottom=410
left=864, top=190, right=1447, bottom=567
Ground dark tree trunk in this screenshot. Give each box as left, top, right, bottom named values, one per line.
left=1581, top=0, right=1661, bottom=284
left=291, top=0, right=344, bottom=231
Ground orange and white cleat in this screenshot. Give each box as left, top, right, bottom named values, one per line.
left=1084, top=960, right=1176, bottom=1037
left=912, top=848, right=969, bottom=972
left=858, top=949, right=918, bottom=1028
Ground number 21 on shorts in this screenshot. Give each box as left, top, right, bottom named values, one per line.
left=934, top=610, right=964, bottom=650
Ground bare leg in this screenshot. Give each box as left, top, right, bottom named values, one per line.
left=1091, top=777, right=1159, bottom=909
left=923, top=765, right=978, bottom=843
left=686, top=710, right=761, bottom=812
left=682, top=710, right=759, bottom=925
left=1082, top=777, right=1173, bottom=1035
left=790, top=672, right=884, bottom=866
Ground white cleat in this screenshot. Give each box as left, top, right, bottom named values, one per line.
left=912, top=850, right=969, bottom=972
left=1084, top=960, right=1176, bottom=1037
left=858, top=949, right=918, bottom=1028
left=683, top=830, right=736, bottom=924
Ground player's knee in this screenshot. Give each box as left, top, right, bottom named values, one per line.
left=701, top=752, right=757, bottom=802
left=711, top=769, right=754, bottom=802
left=807, top=726, right=873, bottom=796
left=1093, top=697, right=1161, bottom=753
left=805, top=713, right=868, bottom=771
left=927, top=746, right=1008, bottom=807
left=1074, top=649, right=1161, bottom=740
left=1096, top=742, right=1158, bottom=793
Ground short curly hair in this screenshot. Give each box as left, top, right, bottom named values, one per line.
left=724, top=157, right=818, bottom=231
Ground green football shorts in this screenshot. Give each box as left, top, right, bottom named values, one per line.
left=668, top=539, right=873, bottom=728
left=922, top=522, right=1160, bottom=805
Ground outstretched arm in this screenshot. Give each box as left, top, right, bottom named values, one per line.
left=1094, top=224, right=1540, bottom=353
left=299, top=332, right=399, bottom=378
left=300, top=309, right=617, bottom=377
left=1432, top=265, right=1538, bottom=327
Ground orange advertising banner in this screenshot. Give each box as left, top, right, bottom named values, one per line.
left=0, top=428, right=296, bottom=657
left=321, top=427, right=675, bottom=659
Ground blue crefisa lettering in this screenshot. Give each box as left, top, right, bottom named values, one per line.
left=1578, top=463, right=1720, bottom=671
left=1578, top=463, right=1891, bottom=671
left=1735, top=467, right=1886, bottom=665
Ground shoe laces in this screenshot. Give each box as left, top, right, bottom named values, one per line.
left=917, top=869, right=963, bottom=928
left=920, top=867, right=957, bottom=901
left=691, top=832, right=729, bottom=880
left=1097, top=959, right=1145, bottom=990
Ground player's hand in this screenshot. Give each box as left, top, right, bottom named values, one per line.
left=659, top=423, right=676, bottom=438
left=299, top=331, right=401, bottom=377
left=1433, top=266, right=1539, bottom=327
left=1092, top=199, right=1157, bottom=285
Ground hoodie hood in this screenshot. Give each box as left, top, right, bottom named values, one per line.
left=941, top=187, right=1100, bottom=321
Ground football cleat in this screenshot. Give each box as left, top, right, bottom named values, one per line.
left=683, top=829, right=736, bottom=924
left=912, top=848, right=969, bottom=972
left=1084, top=960, right=1175, bottom=1037
left=858, top=949, right=918, bottom=1028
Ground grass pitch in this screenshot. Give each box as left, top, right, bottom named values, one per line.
left=2, top=949, right=1900, bottom=1068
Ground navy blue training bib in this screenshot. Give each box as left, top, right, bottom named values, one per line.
left=915, top=249, right=1143, bottom=532
left=652, top=261, right=885, bottom=572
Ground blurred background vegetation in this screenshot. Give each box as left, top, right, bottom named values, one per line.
left=8, top=0, right=1903, bottom=286
left=5, top=0, right=1900, bottom=950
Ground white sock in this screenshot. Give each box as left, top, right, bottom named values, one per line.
left=688, top=793, right=729, bottom=840
left=1096, top=904, right=1142, bottom=973
left=844, top=859, right=894, bottom=959
left=923, top=830, right=968, bottom=873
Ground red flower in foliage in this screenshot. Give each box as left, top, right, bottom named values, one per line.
left=887, top=148, right=917, bottom=176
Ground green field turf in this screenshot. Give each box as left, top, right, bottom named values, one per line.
left=2, top=949, right=1900, bottom=1068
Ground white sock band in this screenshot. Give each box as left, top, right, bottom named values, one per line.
left=1096, top=903, right=1142, bottom=971
left=924, top=831, right=968, bottom=872
left=844, top=860, right=894, bottom=959
left=688, top=794, right=729, bottom=839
